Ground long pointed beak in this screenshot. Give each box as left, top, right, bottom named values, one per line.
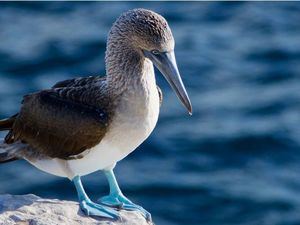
left=144, top=50, right=192, bottom=115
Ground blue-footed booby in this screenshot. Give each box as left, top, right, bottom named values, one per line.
left=0, top=8, right=192, bottom=221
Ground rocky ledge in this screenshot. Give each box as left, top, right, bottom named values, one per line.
left=0, top=194, right=153, bottom=225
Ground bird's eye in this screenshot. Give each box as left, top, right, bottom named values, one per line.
left=151, top=50, right=160, bottom=55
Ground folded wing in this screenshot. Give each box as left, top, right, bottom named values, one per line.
left=5, top=77, right=110, bottom=160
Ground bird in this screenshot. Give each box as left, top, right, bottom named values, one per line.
left=0, top=8, right=192, bottom=221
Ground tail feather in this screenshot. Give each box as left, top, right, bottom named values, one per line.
left=0, top=141, right=20, bottom=163
left=0, top=114, right=21, bottom=163
left=0, top=114, right=17, bottom=131
left=0, top=154, right=18, bottom=163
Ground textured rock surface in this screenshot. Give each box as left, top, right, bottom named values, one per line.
left=0, top=194, right=153, bottom=225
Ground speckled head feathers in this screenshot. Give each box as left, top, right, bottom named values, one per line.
left=109, top=8, right=174, bottom=53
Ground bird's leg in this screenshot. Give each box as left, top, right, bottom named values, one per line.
left=98, top=169, right=151, bottom=221
left=72, top=175, right=119, bottom=220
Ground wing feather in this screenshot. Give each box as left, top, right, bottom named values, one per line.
left=6, top=77, right=110, bottom=160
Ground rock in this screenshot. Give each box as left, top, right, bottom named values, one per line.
left=0, top=194, right=153, bottom=225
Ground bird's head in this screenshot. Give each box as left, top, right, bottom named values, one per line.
left=110, top=8, right=192, bottom=115
left=110, top=9, right=192, bottom=114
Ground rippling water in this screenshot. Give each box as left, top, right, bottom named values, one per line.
left=0, top=2, right=300, bottom=225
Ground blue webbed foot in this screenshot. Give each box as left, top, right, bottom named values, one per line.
left=73, top=175, right=119, bottom=220
left=79, top=199, right=120, bottom=220
left=98, top=194, right=151, bottom=221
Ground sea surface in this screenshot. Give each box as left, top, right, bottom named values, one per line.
left=0, top=2, right=300, bottom=225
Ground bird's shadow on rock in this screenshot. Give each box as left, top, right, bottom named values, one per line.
left=75, top=207, right=118, bottom=222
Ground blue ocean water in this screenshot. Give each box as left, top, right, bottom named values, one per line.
left=0, top=2, right=300, bottom=225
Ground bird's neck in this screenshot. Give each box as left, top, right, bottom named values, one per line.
left=105, top=37, right=155, bottom=97
left=105, top=39, right=159, bottom=123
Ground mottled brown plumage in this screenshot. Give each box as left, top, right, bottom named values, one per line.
left=5, top=77, right=110, bottom=159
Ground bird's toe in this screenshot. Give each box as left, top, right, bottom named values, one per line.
left=80, top=200, right=120, bottom=220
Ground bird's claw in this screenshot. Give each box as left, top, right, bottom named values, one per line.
left=98, top=194, right=152, bottom=221
left=80, top=199, right=120, bottom=220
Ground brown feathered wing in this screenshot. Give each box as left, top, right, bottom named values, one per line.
left=3, top=76, right=110, bottom=160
